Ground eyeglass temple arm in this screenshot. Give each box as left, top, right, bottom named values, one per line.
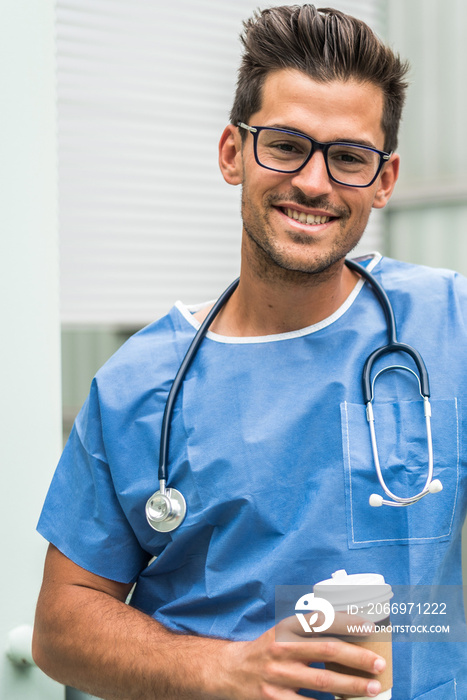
left=237, top=122, right=256, bottom=133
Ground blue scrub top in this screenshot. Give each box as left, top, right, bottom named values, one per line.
left=38, top=254, right=467, bottom=700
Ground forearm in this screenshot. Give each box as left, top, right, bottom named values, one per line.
left=33, top=547, right=386, bottom=700
left=33, top=581, right=228, bottom=700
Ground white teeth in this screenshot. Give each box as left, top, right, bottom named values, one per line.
left=285, top=208, right=331, bottom=225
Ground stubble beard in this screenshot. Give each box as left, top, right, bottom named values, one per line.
left=241, top=187, right=368, bottom=284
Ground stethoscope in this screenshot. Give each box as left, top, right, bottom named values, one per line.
left=145, top=259, right=442, bottom=532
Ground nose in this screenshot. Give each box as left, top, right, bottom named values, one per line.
left=290, top=150, right=333, bottom=197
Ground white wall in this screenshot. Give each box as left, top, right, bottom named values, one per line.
left=0, top=1, right=63, bottom=697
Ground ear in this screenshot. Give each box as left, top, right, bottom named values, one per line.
left=218, top=124, right=243, bottom=185
left=372, top=153, right=400, bottom=209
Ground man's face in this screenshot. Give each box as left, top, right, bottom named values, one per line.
left=225, top=69, right=398, bottom=279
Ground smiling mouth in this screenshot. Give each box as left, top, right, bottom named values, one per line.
left=281, top=207, right=334, bottom=225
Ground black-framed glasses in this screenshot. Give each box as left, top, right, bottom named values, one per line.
left=237, top=122, right=392, bottom=188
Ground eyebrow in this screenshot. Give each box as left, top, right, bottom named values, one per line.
left=265, top=123, right=379, bottom=150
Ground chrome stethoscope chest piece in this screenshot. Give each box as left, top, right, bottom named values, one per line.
left=145, top=486, right=187, bottom=532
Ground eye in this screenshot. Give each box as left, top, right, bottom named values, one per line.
left=338, top=152, right=360, bottom=163
left=259, top=131, right=310, bottom=160
left=270, top=140, right=308, bottom=156
left=329, top=146, right=375, bottom=171
left=332, top=150, right=365, bottom=164
left=275, top=141, right=302, bottom=152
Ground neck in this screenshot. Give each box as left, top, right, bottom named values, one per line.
left=205, top=239, right=361, bottom=337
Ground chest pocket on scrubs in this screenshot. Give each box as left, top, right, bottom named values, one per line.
left=340, top=398, right=460, bottom=548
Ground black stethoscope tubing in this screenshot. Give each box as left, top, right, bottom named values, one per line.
left=344, top=259, right=430, bottom=402
left=158, top=276, right=240, bottom=483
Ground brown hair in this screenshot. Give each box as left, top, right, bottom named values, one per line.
left=230, top=5, right=409, bottom=152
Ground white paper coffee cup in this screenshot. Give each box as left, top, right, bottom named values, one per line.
left=313, top=570, right=393, bottom=700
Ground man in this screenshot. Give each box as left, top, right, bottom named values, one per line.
left=33, top=5, right=467, bottom=699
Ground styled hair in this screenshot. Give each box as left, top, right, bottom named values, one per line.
left=230, top=5, right=409, bottom=152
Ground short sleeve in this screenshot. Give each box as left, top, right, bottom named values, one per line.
left=37, top=378, right=148, bottom=583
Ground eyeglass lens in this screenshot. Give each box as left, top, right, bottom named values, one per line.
left=256, top=129, right=380, bottom=186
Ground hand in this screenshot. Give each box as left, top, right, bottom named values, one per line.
left=213, top=622, right=386, bottom=700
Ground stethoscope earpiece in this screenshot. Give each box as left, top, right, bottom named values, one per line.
left=428, top=479, right=443, bottom=494
left=369, top=481, right=443, bottom=508
left=369, top=493, right=384, bottom=507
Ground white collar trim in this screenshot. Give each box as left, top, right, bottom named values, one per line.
left=175, top=252, right=382, bottom=345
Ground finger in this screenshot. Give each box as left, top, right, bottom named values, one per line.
left=271, top=636, right=386, bottom=676
left=295, top=665, right=383, bottom=699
